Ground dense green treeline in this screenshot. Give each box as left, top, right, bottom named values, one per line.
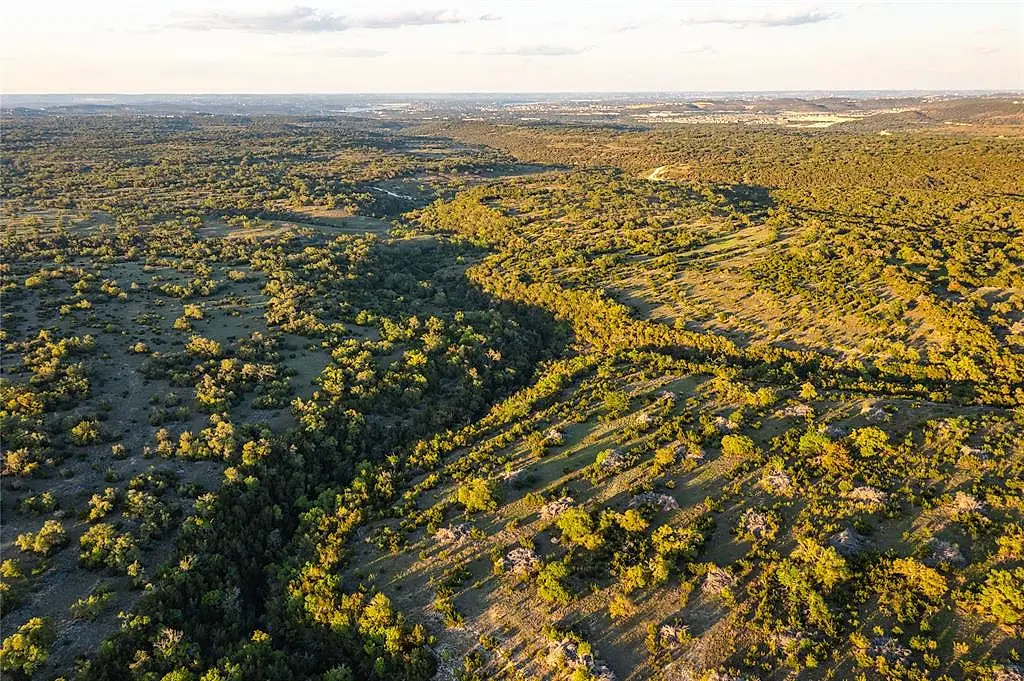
left=426, top=122, right=1023, bottom=196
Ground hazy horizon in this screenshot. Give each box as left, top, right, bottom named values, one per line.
left=4, top=89, right=1022, bottom=98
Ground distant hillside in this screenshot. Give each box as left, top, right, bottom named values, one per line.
left=841, top=97, right=1024, bottom=131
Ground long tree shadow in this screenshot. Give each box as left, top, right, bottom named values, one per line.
left=714, top=182, right=776, bottom=220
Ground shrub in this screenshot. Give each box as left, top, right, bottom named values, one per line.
left=721, top=434, right=757, bottom=458
left=976, top=568, right=1024, bottom=628
left=19, top=492, right=57, bottom=515
left=185, top=335, right=222, bottom=358
left=79, top=523, right=139, bottom=572
left=850, top=427, right=889, bottom=457
left=456, top=477, right=500, bottom=513
left=537, top=561, right=571, bottom=605
left=793, top=538, right=850, bottom=590
left=88, top=487, right=119, bottom=521
left=15, top=520, right=67, bottom=556
left=432, top=588, right=464, bottom=627
left=557, top=507, right=603, bottom=550
left=996, top=524, right=1024, bottom=560
left=0, top=617, right=54, bottom=675
left=70, top=587, right=115, bottom=620
left=69, top=418, right=102, bottom=445
left=0, top=560, right=22, bottom=579
left=608, top=592, right=637, bottom=620
left=603, top=390, right=630, bottom=417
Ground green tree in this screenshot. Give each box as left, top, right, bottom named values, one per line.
left=456, top=478, right=501, bottom=513
left=556, top=507, right=603, bottom=550
left=537, top=561, right=571, bottom=605
left=603, top=390, right=630, bottom=417
left=977, top=567, right=1024, bottom=627
left=0, top=617, right=55, bottom=675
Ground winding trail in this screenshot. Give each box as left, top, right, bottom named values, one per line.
left=370, top=186, right=416, bottom=200
left=645, top=165, right=671, bottom=181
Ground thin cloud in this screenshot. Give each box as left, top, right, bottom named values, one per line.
left=976, top=26, right=1011, bottom=36
left=170, top=7, right=346, bottom=33
left=323, top=47, right=388, bottom=58
left=356, top=10, right=478, bottom=30
left=686, top=9, right=839, bottom=29
left=167, top=6, right=494, bottom=34
left=607, top=22, right=645, bottom=33
left=483, top=45, right=588, bottom=57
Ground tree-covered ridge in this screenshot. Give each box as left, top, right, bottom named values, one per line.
left=409, top=123, right=1024, bottom=407
left=425, top=122, right=1023, bottom=194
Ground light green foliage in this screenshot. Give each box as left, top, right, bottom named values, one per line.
left=603, top=390, right=630, bottom=417
left=69, top=418, right=102, bottom=445
left=15, top=519, right=67, bottom=556
left=19, top=491, right=57, bottom=515
left=996, top=524, right=1024, bottom=560
left=976, top=568, right=1024, bottom=627
left=850, top=426, right=889, bottom=457
left=185, top=335, right=222, bottom=358
left=608, top=592, right=636, bottom=620
left=79, top=523, right=139, bottom=572
left=617, top=509, right=648, bottom=533
left=651, top=525, right=704, bottom=561
left=182, top=304, right=204, bottom=320
left=70, top=587, right=115, bottom=620
left=793, top=539, right=850, bottom=590
left=0, top=560, right=23, bottom=580
left=456, top=477, right=501, bottom=513
left=720, top=434, right=757, bottom=458
left=557, top=507, right=603, bottom=550
left=0, top=617, right=55, bottom=675
left=88, top=487, right=119, bottom=521
left=800, top=382, right=819, bottom=400
left=890, top=558, right=947, bottom=601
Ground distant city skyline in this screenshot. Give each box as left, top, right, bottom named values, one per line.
left=2, top=1, right=1022, bottom=93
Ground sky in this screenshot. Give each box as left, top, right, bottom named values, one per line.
left=2, top=0, right=1022, bottom=93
